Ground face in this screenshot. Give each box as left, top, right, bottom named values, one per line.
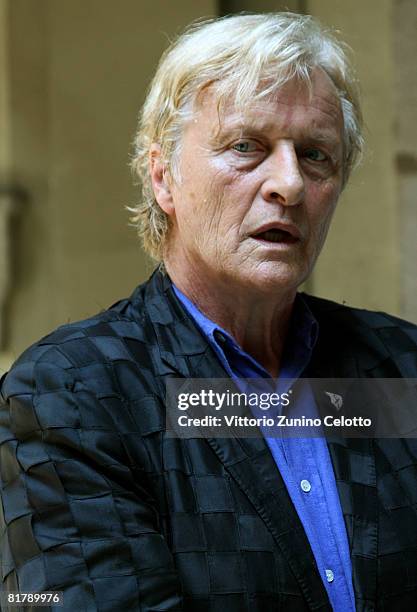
left=155, top=69, right=344, bottom=297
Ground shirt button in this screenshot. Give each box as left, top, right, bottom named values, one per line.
left=325, top=569, right=334, bottom=583
left=300, top=479, right=311, bottom=493
left=214, top=330, right=226, bottom=344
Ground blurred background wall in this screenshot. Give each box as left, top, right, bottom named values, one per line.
left=0, top=0, right=416, bottom=370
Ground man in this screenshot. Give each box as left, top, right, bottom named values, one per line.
left=1, top=11, right=417, bottom=612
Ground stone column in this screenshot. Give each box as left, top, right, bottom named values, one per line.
left=307, top=0, right=400, bottom=314
left=394, top=0, right=417, bottom=323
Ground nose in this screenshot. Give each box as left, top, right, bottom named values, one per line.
left=260, top=140, right=304, bottom=206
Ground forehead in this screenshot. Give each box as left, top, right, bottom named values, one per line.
left=196, top=69, right=344, bottom=140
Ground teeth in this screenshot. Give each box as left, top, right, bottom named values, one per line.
left=260, top=229, right=289, bottom=242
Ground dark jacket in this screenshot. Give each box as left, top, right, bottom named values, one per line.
left=1, top=270, right=417, bottom=611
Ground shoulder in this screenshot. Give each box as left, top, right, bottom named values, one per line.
left=0, top=281, right=167, bottom=441
left=0, top=277, right=168, bottom=450
left=302, top=293, right=417, bottom=375
left=303, top=293, right=417, bottom=336
left=2, top=283, right=155, bottom=401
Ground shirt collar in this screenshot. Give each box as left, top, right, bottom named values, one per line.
left=172, top=284, right=318, bottom=378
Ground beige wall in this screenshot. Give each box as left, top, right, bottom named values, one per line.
left=3, top=0, right=216, bottom=361
left=0, top=0, right=10, bottom=175
left=0, top=0, right=12, bottom=369
left=1, top=0, right=416, bottom=367
left=220, top=0, right=302, bottom=13
left=394, top=0, right=417, bottom=321
left=307, top=0, right=400, bottom=313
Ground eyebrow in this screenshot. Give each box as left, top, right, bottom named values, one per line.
left=210, top=119, right=342, bottom=149
left=300, top=129, right=342, bottom=146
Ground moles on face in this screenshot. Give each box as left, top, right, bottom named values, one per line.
left=154, top=68, right=345, bottom=298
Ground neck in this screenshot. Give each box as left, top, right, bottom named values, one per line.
left=165, top=259, right=296, bottom=378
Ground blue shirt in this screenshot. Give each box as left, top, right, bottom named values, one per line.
left=173, top=285, right=356, bottom=611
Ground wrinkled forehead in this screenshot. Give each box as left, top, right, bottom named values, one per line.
left=193, top=69, right=344, bottom=139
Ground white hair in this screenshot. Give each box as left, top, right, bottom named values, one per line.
left=130, top=12, right=364, bottom=261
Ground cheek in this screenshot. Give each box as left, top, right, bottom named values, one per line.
left=200, top=167, right=245, bottom=230
left=306, top=182, right=340, bottom=245
left=309, top=181, right=340, bottom=221
left=176, top=154, right=256, bottom=248
left=173, top=174, right=229, bottom=248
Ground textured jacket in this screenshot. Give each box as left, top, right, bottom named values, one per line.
left=1, top=269, right=417, bottom=611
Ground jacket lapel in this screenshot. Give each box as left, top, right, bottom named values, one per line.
left=305, top=297, right=379, bottom=609
left=204, top=433, right=333, bottom=610
left=143, top=271, right=332, bottom=610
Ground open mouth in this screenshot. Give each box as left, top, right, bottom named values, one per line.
left=252, top=228, right=299, bottom=244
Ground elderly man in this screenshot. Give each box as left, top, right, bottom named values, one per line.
left=1, top=11, right=417, bottom=612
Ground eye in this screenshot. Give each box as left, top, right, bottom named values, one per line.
left=232, top=140, right=259, bottom=153
left=303, top=148, right=327, bottom=162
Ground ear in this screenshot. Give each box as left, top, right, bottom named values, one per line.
left=149, top=143, right=175, bottom=216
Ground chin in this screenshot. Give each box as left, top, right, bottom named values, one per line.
left=240, top=264, right=305, bottom=296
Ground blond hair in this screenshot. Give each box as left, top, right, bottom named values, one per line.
left=130, top=12, right=364, bottom=261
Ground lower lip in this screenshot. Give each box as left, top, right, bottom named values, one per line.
left=250, top=236, right=300, bottom=249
